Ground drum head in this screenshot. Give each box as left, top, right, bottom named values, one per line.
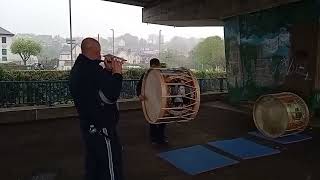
left=253, top=95, right=288, bottom=138
left=142, top=69, right=166, bottom=123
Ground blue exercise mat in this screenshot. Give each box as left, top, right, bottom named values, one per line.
left=207, top=138, right=280, bottom=160
left=248, top=131, right=312, bottom=144
left=158, top=145, right=239, bottom=175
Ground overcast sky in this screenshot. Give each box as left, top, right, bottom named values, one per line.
left=0, top=0, right=224, bottom=41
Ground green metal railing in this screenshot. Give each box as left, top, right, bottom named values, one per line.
left=0, top=81, right=71, bottom=107
left=0, top=78, right=227, bottom=108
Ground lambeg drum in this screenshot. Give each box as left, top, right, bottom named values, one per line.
left=253, top=92, right=309, bottom=138
left=141, top=68, right=201, bottom=124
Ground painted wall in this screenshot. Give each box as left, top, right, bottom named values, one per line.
left=225, top=0, right=319, bottom=103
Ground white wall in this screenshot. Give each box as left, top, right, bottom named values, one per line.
left=0, top=35, right=14, bottom=63
left=58, top=45, right=81, bottom=70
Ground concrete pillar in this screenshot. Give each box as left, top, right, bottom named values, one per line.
left=315, top=18, right=320, bottom=90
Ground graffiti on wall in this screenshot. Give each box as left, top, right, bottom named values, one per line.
left=240, top=26, right=291, bottom=86
left=286, top=50, right=312, bottom=80
left=225, top=0, right=317, bottom=102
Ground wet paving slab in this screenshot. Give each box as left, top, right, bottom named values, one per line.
left=0, top=102, right=319, bottom=180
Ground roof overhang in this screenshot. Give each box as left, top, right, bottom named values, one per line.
left=146, top=19, right=224, bottom=27
left=103, top=0, right=302, bottom=26
left=102, top=0, right=145, bottom=6
left=0, top=34, right=14, bottom=36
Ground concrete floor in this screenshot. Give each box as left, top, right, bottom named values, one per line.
left=0, top=102, right=319, bottom=180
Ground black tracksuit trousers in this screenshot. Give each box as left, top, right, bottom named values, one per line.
left=83, top=128, right=123, bottom=180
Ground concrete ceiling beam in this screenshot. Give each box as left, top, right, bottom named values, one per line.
left=142, top=0, right=302, bottom=26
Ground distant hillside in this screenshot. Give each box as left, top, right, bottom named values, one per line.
left=12, top=33, right=208, bottom=69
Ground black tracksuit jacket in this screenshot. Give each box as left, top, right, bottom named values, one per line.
left=69, top=54, right=123, bottom=132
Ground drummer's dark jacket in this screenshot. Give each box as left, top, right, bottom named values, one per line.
left=136, top=73, right=145, bottom=96
left=70, top=54, right=123, bottom=132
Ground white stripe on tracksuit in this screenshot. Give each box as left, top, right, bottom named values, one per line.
left=99, top=91, right=117, bottom=180
left=99, top=90, right=119, bottom=110
left=103, top=128, right=115, bottom=180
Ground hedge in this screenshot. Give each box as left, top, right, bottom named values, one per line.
left=0, top=69, right=70, bottom=81
left=0, top=68, right=226, bottom=81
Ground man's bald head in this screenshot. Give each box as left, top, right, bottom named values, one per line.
left=81, top=38, right=101, bottom=60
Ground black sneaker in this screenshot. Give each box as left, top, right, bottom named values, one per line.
left=150, top=138, right=158, bottom=145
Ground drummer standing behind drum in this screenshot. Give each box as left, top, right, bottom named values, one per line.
left=70, top=38, right=124, bottom=180
left=136, top=58, right=168, bottom=145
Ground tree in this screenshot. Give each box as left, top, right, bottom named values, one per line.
left=191, top=36, right=225, bottom=70
left=160, top=49, right=193, bottom=69
left=15, top=34, right=65, bottom=61
left=165, top=36, right=200, bottom=55
left=10, top=38, right=42, bottom=65
left=138, top=38, right=148, bottom=50
left=117, top=33, right=139, bottom=50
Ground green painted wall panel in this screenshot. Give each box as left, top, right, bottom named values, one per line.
left=225, top=0, right=319, bottom=103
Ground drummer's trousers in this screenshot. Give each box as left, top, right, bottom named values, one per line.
left=83, top=128, right=123, bottom=180
left=150, top=124, right=166, bottom=141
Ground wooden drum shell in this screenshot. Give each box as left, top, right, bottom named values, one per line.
left=141, top=68, right=200, bottom=124
left=253, top=92, right=309, bottom=138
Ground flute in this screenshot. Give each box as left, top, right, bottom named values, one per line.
left=103, top=54, right=127, bottom=63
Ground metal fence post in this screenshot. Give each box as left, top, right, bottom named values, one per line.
left=219, top=78, right=224, bottom=92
